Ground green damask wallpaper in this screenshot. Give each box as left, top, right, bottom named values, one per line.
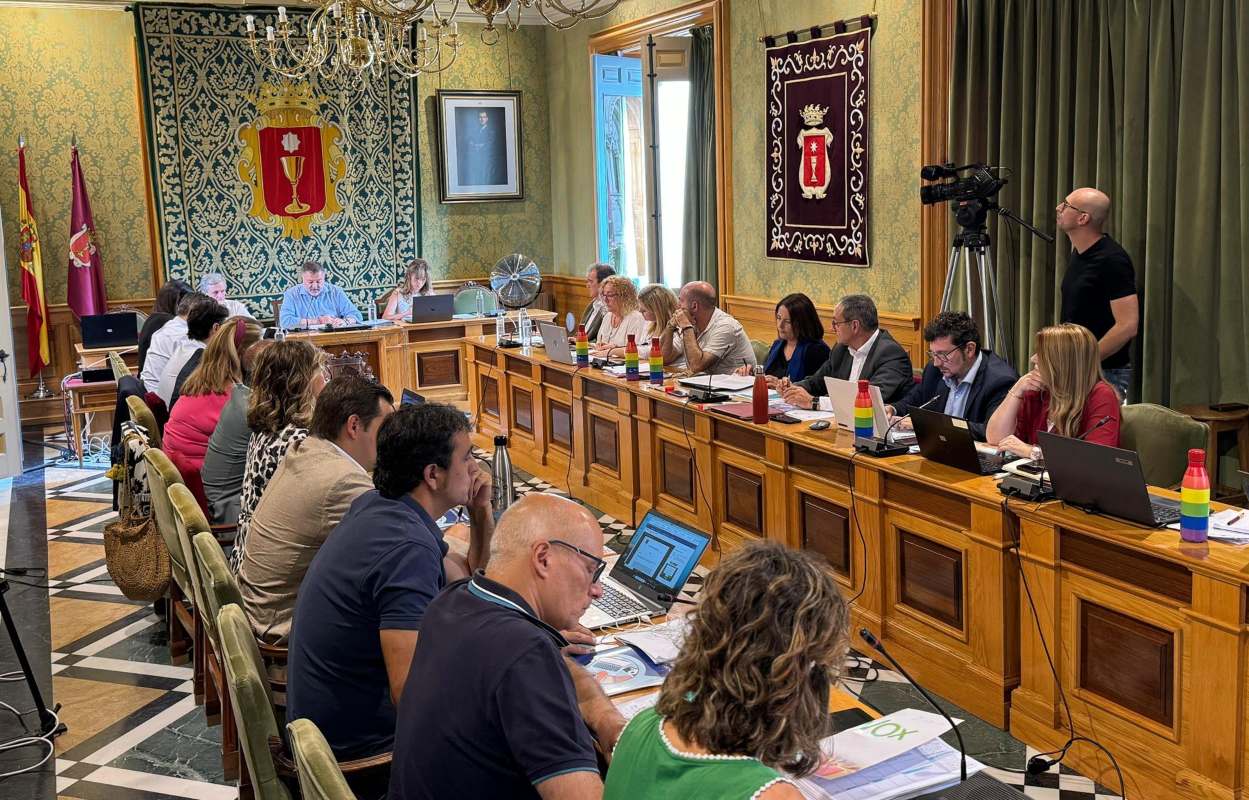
left=545, top=0, right=923, bottom=314
left=418, top=24, right=554, bottom=281
left=0, top=6, right=152, bottom=303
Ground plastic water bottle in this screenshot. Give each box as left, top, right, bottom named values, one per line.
left=366, top=296, right=376, bottom=322
left=518, top=308, right=531, bottom=348
left=752, top=365, right=769, bottom=424
left=649, top=337, right=663, bottom=385
left=1180, top=448, right=1210, bottom=543
left=854, top=379, right=874, bottom=439
left=491, top=435, right=516, bottom=514
left=475, top=290, right=486, bottom=318
left=495, top=313, right=506, bottom=345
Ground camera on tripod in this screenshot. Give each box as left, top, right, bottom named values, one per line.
left=920, top=163, right=1007, bottom=228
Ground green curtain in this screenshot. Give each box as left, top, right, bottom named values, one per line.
left=948, top=0, right=1249, bottom=407
left=680, top=26, right=718, bottom=289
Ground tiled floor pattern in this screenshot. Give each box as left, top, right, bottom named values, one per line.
left=0, top=458, right=1125, bottom=799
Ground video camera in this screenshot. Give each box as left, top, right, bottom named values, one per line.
left=920, top=163, right=1008, bottom=229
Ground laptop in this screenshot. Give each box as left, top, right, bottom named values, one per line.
left=539, top=322, right=578, bottom=365
left=80, top=312, right=139, bottom=349
left=580, top=511, right=711, bottom=630
left=910, top=406, right=1005, bottom=475
left=824, top=377, right=890, bottom=434
left=400, top=389, right=425, bottom=406
left=408, top=294, right=454, bottom=323
left=1038, top=431, right=1181, bottom=527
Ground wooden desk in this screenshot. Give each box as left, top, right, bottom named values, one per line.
left=465, top=339, right=1018, bottom=727
left=67, top=344, right=140, bottom=464
left=1011, top=496, right=1249, bottom=799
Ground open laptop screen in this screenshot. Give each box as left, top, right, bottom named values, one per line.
left=614, top=513, right=709, bottom=594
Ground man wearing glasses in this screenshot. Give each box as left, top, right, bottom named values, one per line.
left=1056, top=188, right=1139, bottom=399
left=391, top=493, right=626, bottom=800
left=780, top=293, right=914, bottom=408
left=886, top=311, right=1018, bottom=441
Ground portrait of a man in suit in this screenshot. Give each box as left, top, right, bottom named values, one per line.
left=456, top=106, right=507, bottom=186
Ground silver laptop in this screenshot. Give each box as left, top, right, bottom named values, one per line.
left=824, top=377, right=890, bottom=433
left=580, top=511, right=711, bottom=630
left=539, top=322, right=578, bottom=364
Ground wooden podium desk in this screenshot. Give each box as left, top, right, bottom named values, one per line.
left=65, top=343, right=140, bottom=464
left=465, top=338, right=1018, bottom=728
left=1010, top=496, right=1249, bottom=800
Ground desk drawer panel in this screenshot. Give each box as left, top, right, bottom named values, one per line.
left=713, top=421, right=765, bottom=457
left=511, top=388, right=533, bottom=433
left=1061, top=531, right=1191, bottom=604
left=480, top=375, right=499, bottom=418
left=475, top=349, right=498, bottom=367
left=654, top=401, right=696, bottom=430
left=660, top=441, right=695, bottom=504
left=885, top=476, right=971, bottom=529
left=543, top=368, right=573, bottom=391
left=898, top=531, right=963, bottom=629
left=590, top=414, right=619, bottom=472
left=800, top=493, right=850, bottom=577
left=1079, top=602, right=1174, bottom=727
left=723, top=464, right=763, bottom=534
left=505, top=356, right=531, bottom=377
left=408, top=325, right=466, bottom=342
left=584, top=379, right=619, bottom=406
left=787, top=444, right=851, bottom=487
left=416, top=351, right=460, bottom=387
left=547, top=399, right=572, bottom=448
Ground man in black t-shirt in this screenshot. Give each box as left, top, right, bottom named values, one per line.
left=1056, top=187, right=1139, bottom=398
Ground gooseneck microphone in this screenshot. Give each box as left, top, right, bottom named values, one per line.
left=856, top=395, right=941, bottom=458
left=1076, top=415, right=1112, bottom=440
left=884, top=394, right=942, bottom=441
left=656, top=593, right=696, bottom=606
left=859, top=628, right=967, bottom=782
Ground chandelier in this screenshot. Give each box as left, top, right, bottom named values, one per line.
left=244, top=0, right=620, bottom=79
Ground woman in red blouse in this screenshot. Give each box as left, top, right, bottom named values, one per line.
left=986, top=323, right=1121, bottom=459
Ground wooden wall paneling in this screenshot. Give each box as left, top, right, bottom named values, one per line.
left=1182, top=575, right=1245, bottom=796
left=574, top=374, right=636, bottom=525
left=789, top=470, right=855, bottom=585
left=850, top=459, right=885, bottom=637
left=1011, top=517, right=1066, bottom=732
left=713, top=445, right=767, bottom=550
left=1078, top=602, right=1174, bottom=727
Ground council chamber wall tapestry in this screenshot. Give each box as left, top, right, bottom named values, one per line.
left=765, top=25, right=871, bottom=268
left=135, top=4, right=418, bottom=311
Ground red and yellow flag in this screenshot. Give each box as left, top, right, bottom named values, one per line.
left=18, top=143, right=50, bottom=374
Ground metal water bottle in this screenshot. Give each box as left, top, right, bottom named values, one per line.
left=751, top=364, right=769, bottom=424
left=491, top=435, right=516, bottom=513
left=1180, top=448, right=1210, bottom=543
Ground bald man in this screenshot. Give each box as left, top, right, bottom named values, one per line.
left=391, top=494, right=625, bottom=800
left=662, top=280, right=757, bottom=375
left=1057, top=188, right=1139, bottom=398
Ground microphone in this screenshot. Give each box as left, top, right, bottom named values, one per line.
left=1076, top=415, right=1112, bottom=440
left=656, top=593, right=696, bottom=606
left=859, top=628, right=967, bottom=782
left=855, top=394, right=939, bottom=458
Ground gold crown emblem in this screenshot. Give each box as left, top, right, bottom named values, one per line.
left=800, top=104, right=828, bottom=127
left=253, top=81, right=323, bottom=114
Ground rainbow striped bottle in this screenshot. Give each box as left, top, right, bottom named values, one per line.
left=854, top=379, right=874, bottom=439
left=625, top=334, right=640, bottom=380
left=648, top=337, right=663, bottom=384
left=1180, top=448, right=1210, bottom=543
left=575, top=325, right=590, bottom=367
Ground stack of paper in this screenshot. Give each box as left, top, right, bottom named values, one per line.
left=614, top=617, right=690, bottom=664
left=1167, top=508, right=1249, bottom=542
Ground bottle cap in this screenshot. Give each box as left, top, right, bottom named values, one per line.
left=858, top=379, right=869, bottom=391
left=627, top=334, right=635, bottom=343
left=494, top=435, right=509, bottom=446
left=1188, top=448, right=1205, bottom=465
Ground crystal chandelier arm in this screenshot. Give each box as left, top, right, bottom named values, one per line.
left=541, top=0, right=621, bottom=21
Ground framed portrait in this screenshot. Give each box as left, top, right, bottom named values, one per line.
left=436, top=89, right=524, bottom=203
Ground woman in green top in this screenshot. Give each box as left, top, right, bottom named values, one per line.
left=604, top=541, right=850, bottom=799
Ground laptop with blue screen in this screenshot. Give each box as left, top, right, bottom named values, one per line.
left=580, top=510, right=711, bottom=630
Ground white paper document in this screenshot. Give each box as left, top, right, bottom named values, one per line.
left=1167, top=508, right=1249, bottom=541
left=677, top=374, right=756, bottom=392
left=614, top=617, right=690, bottom=664
left=796, top=738, right=984, bottom=800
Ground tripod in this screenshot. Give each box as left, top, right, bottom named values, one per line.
left=940, top=223, right=1009, bottom=357
left=0, top=579, right=64, bottom=739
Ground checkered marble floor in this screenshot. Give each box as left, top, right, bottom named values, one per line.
left=0, top=454, right=1123, bottom=800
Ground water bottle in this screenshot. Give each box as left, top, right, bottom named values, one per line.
left=1180, top=448, right=1210, bottom=543
left=476, top=290, right=485, bottom=318
left=575, top=325, right=590, bottom=367
left=649, top=337, right=663, bottom=385
left=625, top=334, right=640, bottom=380
left=491, top=435, right=516, bottom=514
left=854, top=379, right=874, bottom=439
left=367, top=296, right=376, bottom=322
left=495, top=313, right=506, bottom=345
left=752, top=364, right=768, bottom=424
left=518, top=308, right=531, bottom=348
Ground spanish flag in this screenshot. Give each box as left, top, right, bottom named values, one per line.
left=18, top=141, right=50, bottom=374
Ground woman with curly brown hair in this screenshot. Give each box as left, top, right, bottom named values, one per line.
left=228, top=339, right=327, bottom=573
left=604, top=540, right=849, bottom=799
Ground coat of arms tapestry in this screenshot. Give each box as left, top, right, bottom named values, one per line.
left=135, top=4, right=418, bottom=311
left=765, top=28, right=871, bottom=267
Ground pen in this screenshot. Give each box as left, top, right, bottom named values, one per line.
left=1227, top=511, right=1244, bottom=526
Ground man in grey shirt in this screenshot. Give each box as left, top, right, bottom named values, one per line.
left=661, top=281, right=757, bottom=375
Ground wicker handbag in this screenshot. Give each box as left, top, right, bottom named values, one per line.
left=104, top=433, right=170, bottom=601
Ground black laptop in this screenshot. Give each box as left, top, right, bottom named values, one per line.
left=400, top=389, right=425, bottom=406
left=1038, top=431, right=1181, bottom=527
left=408, top=294, right=454, bottom=323
left=80, top=312, right=139, bottom=349
left=910, top=406, right=1005, bottom=475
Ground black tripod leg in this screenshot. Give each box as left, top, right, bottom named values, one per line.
left=0, top=580, right=65, bottom=738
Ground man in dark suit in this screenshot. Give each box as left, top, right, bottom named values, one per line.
left=780, top=294, right=914, bottom=407
left=579, top=263, right=614, bottom=341
left=887, top=310, right=1018, bottom=441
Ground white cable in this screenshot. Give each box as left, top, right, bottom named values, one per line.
left=0, top=707, right=60, bottom=779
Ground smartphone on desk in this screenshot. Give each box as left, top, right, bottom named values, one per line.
left=769, top=412, right=801, bottom=424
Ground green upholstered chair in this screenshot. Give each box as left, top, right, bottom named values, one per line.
left=452, top=282, right=498, bottom=316
left=1120, top=403, right=1210, bottom=488
left=142, top=449, right=193, bottom=667
left=750, top=339, right=770, bottom=367
left=126, top=394, right=162, bottom=449
left=287, top=719, right=357, bottom=800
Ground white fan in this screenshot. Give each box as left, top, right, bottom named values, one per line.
left=489, top=253, right=542, bottom=310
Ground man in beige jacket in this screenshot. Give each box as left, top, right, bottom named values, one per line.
left=238, top=375, right=395, bottom=644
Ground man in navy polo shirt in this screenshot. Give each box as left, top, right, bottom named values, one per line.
left=285, top=403, right=495, bottom=798
left=390, top=493, right=627, bottom=800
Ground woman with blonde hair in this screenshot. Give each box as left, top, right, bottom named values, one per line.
left=382, top=258, right=434, bottom=321
left=229, top=339, right=328, bottom=572
left=163, top=317, right=263, bottom=513
left=637, top=284, right=679, bottom=350
left=604, top=540, right=849, bottom=799
left=986, top=323, right=1120, bottom=459
left=593, top=275, right=648, bottom=355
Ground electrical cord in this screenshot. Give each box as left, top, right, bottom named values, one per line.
left=0, top=707, right=61, bottom=779
left=845, top=449, right=869, bottom=605
left=680, top=394, right=720, bottom=559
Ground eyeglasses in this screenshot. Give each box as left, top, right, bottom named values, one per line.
left=928, top=345, right=964, bottom=364
left=549, top=539, right=607, bottom=583
left=601, top=292, right=619, bottom=300
left=829, top=318, right=853, bottom=330
left=1058, top=200, right=1088, bottom=215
